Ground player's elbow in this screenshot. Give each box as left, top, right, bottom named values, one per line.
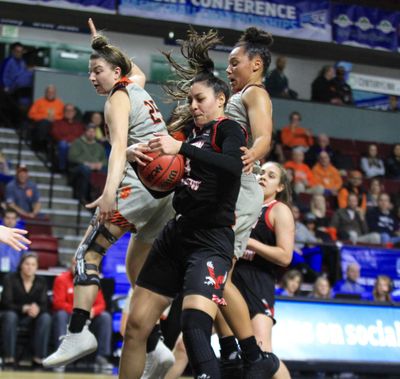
left=277, top=251, right=293, bottom=267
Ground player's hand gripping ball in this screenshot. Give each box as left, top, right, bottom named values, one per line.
left=138, top=151, right=185, bottom=191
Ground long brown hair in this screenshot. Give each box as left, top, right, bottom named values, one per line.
left=162, top=28, right=228, bottom=133
left=261, top=161, right=292, bottom=206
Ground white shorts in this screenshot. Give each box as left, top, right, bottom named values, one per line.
left=115, top=164, right=175, bottom=243
left=233, top=173, right=263, bottom=259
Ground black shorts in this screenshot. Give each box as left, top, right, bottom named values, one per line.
left=137, top=218, right=234, bottom=304
left=232, top=260, right=276, bottom=322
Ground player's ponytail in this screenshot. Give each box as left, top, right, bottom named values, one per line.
left=163, top=28, right=229, bottom=132
left=90, top=34, right=132, bottom=77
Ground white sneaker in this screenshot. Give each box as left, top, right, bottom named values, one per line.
left=141, top=339, right=175, bottom=379
left=43, top=324, right=98, bottom=368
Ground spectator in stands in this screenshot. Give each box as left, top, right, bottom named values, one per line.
left=265, top=56, right=297, bottom=99
left=310, top=194, right=336, bottom=241
left=68, top=124, right=107, bottom=202
left=51, top=103, right=85, bottom=172
left=333, top=263, right=365, bottom=295
left=305, top=133, right=336, bottom=167
left=28, top=84, right=64, bottom=152
left=0, top=209, right=25, bottom=272
left=332, top=66, right=353, bottom=105
left=280, top=111, right=313, bottom=151
left=370, top=275, right=393, bottom=302
left=366, top=178, right=383, bottom=209
left=311, top=65, right=341, bottom=104
left=5, top=165, right=42, bottom=219
left=309, top=276, right=332, bottom=299
left=284, top=148, right=322, bottom=194
left=385, top=143, right=400, bottom=179
left=51, top=258, right=113, bottom=371
left=387, top=95, right=399, bottom=112
left=89, top=111, right=106, bottom=143
left=366, top=193, right=400, bottom=246
left=0, top=252, right=51, bottom=368
left=277, top=269, right=303, bottom=297
left=360, top=144, right=385, bottom=179
left=0, top=42, right=33, bottom=109
left=312, top=151, right=342, bottom=196
left=337, top=170, right=367, bottom=213
left=331, top=192, right=380, bottom=244
left=292, top=207, right=323, bottom=274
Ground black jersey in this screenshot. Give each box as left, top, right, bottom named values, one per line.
left=239, top=200, right=280, bottom=279
left=174, top=118, right=245, bottom=228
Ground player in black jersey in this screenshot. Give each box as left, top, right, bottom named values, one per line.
left=121, top=69, right=245, bottom=378
left=229, top=162, right=295, bottom=379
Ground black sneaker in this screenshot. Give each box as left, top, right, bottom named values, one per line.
left=220, top=354, right=243, bottom=379
left=243, top=352, right=280, bottom=379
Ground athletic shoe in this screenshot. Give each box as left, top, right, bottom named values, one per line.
left=141, top=339, right=175, bottom=379
left=220, top=354, right=243, bottom=379
left=243, top=351, right=280, bottom=379
left=94, top=355, right=114, bottom=372
left=42, top=324, right=98, bottom=368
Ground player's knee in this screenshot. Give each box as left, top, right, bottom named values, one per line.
left=181, top=309, right=214, bottom=366
left=125, top=312, right=152, bottom=342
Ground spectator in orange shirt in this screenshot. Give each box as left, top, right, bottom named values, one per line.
left=50, top=259, right=113, bottom=371
left=284, top=148, right=322, bottom=194
left=51, top=104, right=85, bottom=172
left=312, top=151, right=342, bottom=195
left=280, top=111, right=313, bottom=151
left=28, top=84, right=64, bottom=152
left=337, top=170, right=367, bottom=213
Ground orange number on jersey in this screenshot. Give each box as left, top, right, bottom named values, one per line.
left=144, top=100, right=162, bottom=124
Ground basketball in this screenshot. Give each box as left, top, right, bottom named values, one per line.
left=138, top=151, right=185, bottom=191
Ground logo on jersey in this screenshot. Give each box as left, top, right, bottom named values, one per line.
left=204, top=261, right=227, bottom=290
left=197, top=374, right=210, bottom=379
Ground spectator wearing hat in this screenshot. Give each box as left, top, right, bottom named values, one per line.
left=68, top=124, right=107, bottom=202
left=0, top=252, right=51, bottom=368
left=51, top=103, right=85, bottom=172
left=5, top=165, right=42, bottom=219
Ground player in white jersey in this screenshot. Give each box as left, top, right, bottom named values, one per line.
left=43, top=19, right=174, bottom=369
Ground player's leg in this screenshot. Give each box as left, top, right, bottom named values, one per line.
left=164, top=333, right=188, bottom=379
left=252, top=314, right=288, bottom=379
left=125, top=236, right=152, bottom=285
left=119, top=285, right=170, bottom=379
left=43, top=219, right=128, bottom=367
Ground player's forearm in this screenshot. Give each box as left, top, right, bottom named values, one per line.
left=248, top=238, right=292, bottom=267
left=250, top=135, right=271, bottom=161
left=102, top=145, right=126, bottom=197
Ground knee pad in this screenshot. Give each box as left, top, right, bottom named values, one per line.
left=181, top=309, right=214, bottom=367
left=74, top=222, right=118, bottom=287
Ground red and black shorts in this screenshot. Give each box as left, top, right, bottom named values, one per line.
left=232, top=260, right=276, bottom=322
left=137, top=217, right=234, bottom=304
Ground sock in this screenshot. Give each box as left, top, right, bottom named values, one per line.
left=219, top=335, right=240, bottom=360
left=181, top=309, right=220, bottom=379
left=69, top=308, right=90, bottom=333
left=146, top=324, right=161, bottom=353
left=238, top=336, right=261, bottom=362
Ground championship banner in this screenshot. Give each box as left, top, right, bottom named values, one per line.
left=0, top=0, right=116, bottom=13
left=340, top=245, right=400, bottom=291
left=119, top=0, right=331, bottom=42
left=332, top=3, right=399, bottom=52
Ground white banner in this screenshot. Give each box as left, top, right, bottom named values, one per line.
left=348, top=73, right=400, bottom=96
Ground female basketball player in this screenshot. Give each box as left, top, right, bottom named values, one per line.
left=43, top=19, right=174, bottom=368
left=121, top=62, right=247, bottom=379
left=162, top=28, right=278, bottom=378
left=231, top=162, right=295, bottom=379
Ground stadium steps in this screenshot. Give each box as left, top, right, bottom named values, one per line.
left=0, top=127, right=90, bottom=264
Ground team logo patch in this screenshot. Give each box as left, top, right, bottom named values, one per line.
left=204, top=261, right=227, bottom=290
left=120, top=187, right=131, bottom=200
left=262, top=298, right=274, bottom=317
